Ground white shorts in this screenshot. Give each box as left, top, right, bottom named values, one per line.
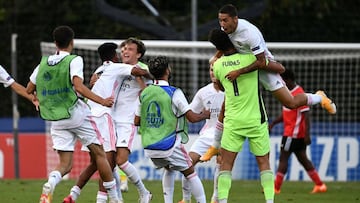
left=115, top=123, right=136, bottom=151
left=259, top=70, right=285, bottom=91
left=150, top=144, right=193, bottom=171
left=189, top=133, right=214, bottom=156
left=51, top=115, right=104, bottom=151
left=81, top=113, right=117, bottom=152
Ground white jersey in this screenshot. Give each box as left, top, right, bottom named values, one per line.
left=88, top=61, right=133, bottom=117
left=190, top=83, right=224, bottom=136
left=29, top=51, right=91, bottom=129
left=228, top=19, right=274, bottom=60
left=0, top=65, right=15, bottom=87
left=112, top=62, right=151, bottom=124
left=228, top=19, right=284, bottom=91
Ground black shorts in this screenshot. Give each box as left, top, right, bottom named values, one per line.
left=281, top=136, right=306, bottom=152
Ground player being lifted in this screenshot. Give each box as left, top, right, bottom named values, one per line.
left=201, top=4, right=336, bottom=162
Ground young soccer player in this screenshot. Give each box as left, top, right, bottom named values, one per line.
left=63, top=42, right=152, bottom=203
left=134, top=56, right=210, bottom=203
left=201, top=4, right=336, bottom=161
left=89, top=37, right=153, bottom=203
left=209, top=28, right=274, bottom=203
left=179, top=63, right=224, bottom=203
left=26, top=25, right=119, bottom=203
left=269, top=68, right=327, bottom=194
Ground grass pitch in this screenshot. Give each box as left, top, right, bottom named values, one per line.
left=1, top=179, right=359, bottom=202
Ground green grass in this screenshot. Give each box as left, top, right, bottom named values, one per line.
left=0, top=179, right=359, bottom=203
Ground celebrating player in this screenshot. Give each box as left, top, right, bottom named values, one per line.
left=208, top=28, right=274, bottom=203
left=26, top=25, right=119, bottom=203
left=178, top=63, right=224, bottom=203
left=63, top=42, right=152, bottom=203
left=135, top=56, right=210, bottom=203
left=201, top=4, right=336, bottom=162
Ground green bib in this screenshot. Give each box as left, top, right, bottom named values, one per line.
left=139, top=85, right=188, bottom=150
left=36, top=55, right=78, bottom=121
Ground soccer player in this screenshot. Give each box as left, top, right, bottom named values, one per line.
left=26, top=25, right=119, bottom=203
left=201, top=3, right=336, bottom=161
left=134, top=56, right=210, bottom=203
left=89, top=37, right=152, bottom=202
left=0, top=65, right=36, bottom=103
left=114, top=37, right=152, bottom=202
left=208, top=28, right=274, bottom=203
left=269, top=68, right=327, bottom=194
left=63, top=42, right=152, bottom=203
left=178, top=63, right=224, bottom=203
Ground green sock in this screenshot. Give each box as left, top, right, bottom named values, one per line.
left=261, top=170, right=274, bottom=201
left=217, top=170, right=232, bottom=200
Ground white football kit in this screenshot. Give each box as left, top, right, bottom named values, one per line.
left=108, top=62, right=152, bottom=150
left=189, top=83, right=224, bottom=155
left=29, top=51, right=103, bottom=151
left=86, top=61, right=134, bottom=152
left=228, top=19, right=284, bottom=91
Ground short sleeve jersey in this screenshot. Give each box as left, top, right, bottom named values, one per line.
left=190, top=83, right=224, bottom=136
left=282, top=85, right=310, bottom=138
left=213, top=53, right=267, bottom=128
left=88, top=61, right=133, bottom=117
left=0, top=65, right=15, bottom=87
left=228, top=19, right=274, bottom=60
left=112, top=62, right=150, bottom=124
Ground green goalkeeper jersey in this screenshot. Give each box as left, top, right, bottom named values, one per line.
left=213, top=53, right=268, bottom=129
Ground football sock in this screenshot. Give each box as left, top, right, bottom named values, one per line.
left=186, top=172, right=206, bottom=203
left=112, top=168, right=122, bottom=199
left=162, top=169, right=175, bottom=203
left=217, top=170, right=232, bottom=201
left=307, top=169, right=323, bottom=185
left=120, top=161, right=148, bottom=195
left=48, top=170, right=62, bottom=191
left=306, top=93, right=322, bottom=105
left=96, top=191, right=107, bottom=203
left=211, top=163, right=220, bottom=201
left=274, top=172, right=285, bottom=190
left=70, top=185, right=81, bottom=201
left=261, top=170, right=274, bottom=201
left=181, top=175, right=191, bottom=201
left=213, top=120, right=224, bottom=148
left=103, top=179, right=118, bottom=200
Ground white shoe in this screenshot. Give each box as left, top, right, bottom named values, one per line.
left=139, top=191, right=152, bottom=203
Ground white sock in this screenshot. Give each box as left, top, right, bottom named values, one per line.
left=181, top=175, right=191, bottom=201
left=186, top=172, right=206, bottom=203
left=96, top=191, right=107, bottom=203
left=306, top=93, right=322, bottom=105
left=103, top=179, right=118, bottom=201
left=70, top=185, right=81, bottom=201
left=120, top=161, right=148, bottom=195
left=162, top=169, right=175, bottom=203
left=113, top=167, right=122, bottom=199
left=213, top=120, right=224, bottom=148
left=48, top=170, right=62, bottom=191
left=211, top=163, right=220, bottom=201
